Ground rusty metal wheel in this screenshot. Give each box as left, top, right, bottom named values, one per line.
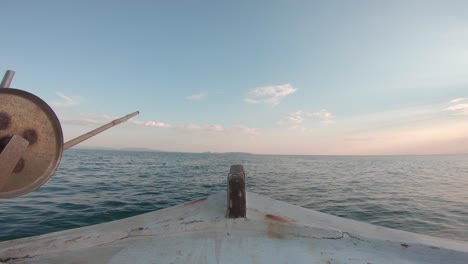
left=0, top=88, right=63, bottom=198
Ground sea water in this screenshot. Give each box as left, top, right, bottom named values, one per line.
left=1, top=149, right=467, bottom=242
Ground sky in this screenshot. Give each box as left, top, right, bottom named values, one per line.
left=1, top=0, right=468, bottom=155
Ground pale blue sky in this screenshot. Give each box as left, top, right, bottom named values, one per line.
left=2, top=1, right=468, bottom=154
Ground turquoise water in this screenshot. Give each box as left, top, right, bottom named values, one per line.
left=1, top=149, right=467, bottom=242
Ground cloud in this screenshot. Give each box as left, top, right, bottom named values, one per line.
left=100, top=114, right=118, bottom=120
left=186, top=93, right=206, bottom=101
left=52, top=92, right=79, bottom=107
left=183, top=124, right=224, bottom=132
left=234, top=125, right=259, bottom=136
left=61, top=113, right=172, bottom=129
left=286, top=111, right=304, bottom=124
left=243, top=98, right=260, bottom=104
left=450, top=98, right=465, bottom=103
left=244, top=84, right=297, bottom=105
left=279, top=109, right=335, bottom=126
left=60, top=114, right=115, bottom=127
left=446, top=98, right=468, bottom=115
left=288, top=125, right=308, bottom=132
left=181, top=124, right=259, bottom=136
left=60, top=118, right=102, bottom=126
left=447, top=104, right=468, bottom=111
left=446, top=104, right=468, bottom=115
left=60, top=112, right=259, bottom=141
left=306, top=109, right=335, bottom=123
left=132, top=120, right=172, bottom=128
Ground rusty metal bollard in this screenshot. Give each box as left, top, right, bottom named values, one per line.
left=226, top=165, right=246, bottom=218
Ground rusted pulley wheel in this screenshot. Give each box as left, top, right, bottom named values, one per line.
left=0, top=88, right=63, bottom=198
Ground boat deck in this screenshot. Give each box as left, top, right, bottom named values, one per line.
left=1, top=191, right=467, bottom=263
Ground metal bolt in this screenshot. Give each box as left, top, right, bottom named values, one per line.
left=23, top=129, right=38, bottom=145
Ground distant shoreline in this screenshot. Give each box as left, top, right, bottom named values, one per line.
left=69, top=147, right=467, bottom=156
left=71, top=147, right=253, bottom=155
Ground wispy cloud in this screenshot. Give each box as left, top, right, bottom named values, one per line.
left=234, top=125, right=259, bottom=136
left=52, top=92, right=79, bottom=107
left=244, top=84, right=297, bottom=106
left=183, top=124, right=224, bottom=132
left=60, top=118, right=102, bottom=126
left=180, top=124, right=259, bottom=136
left=243, top=98, right=260, bottom=104
left=60, top=114, right=133, bottom=127
left=279, top=109, right=335, bottom=127
left=447, top=104, right=468, bottom=115
left=186, top=93, right=206, bottom=101
left=60, top=114, right=172, bottom=129
left=447, top=104, right=468, bottom=111
left=285, top=111, right=304, bottom=124
left=60, top=112, right=259, bottom=140
left=306, top=109, right=335, bottom=123
left=60, top=114, right=113, bottom=126
left=132, top=120, right=172, bottom=128
left=288, top=125, right=308, bottom=132
left=446, top=97, right=468, bottom=116
left=450, top=98, right=465, bottom=103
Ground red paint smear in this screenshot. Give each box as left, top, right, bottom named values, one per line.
left=265, top=214, right=289, bottom=223
left=184, top=197, right=207, bottom=206
left=401, top=243, right=409, bottom=248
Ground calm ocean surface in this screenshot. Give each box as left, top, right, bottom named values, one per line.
left=1, top=149, right=467, bottom=242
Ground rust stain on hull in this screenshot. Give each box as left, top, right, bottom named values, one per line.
left=264, top=213, right=295, bottom=239
left=265, top=214, right=290, bottom=223
left=184, top=197, right=207, bottom=206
